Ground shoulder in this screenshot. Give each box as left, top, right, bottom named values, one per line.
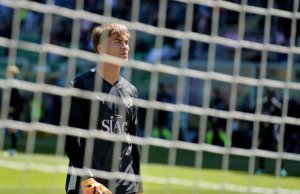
left=118, top=76, right=138, bottom=97
left=70, top=68, right=96, bottom=91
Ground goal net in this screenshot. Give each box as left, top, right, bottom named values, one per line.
left=1, top=0, right=300, bottom=193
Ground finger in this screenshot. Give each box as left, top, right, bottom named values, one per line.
left=101, top=187, right=111, bottom=194
left=91, top=186, right=95, bottom=194
left=81, top=178, right=95, bottom=188
left=96, top=187, right=103, bottom=194
left=103, top=188, right=111, bottom=194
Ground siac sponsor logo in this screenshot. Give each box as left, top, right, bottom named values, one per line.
left=101, top=115, right=128, bottom=134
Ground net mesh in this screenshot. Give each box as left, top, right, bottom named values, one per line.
left=0, top=0, right=300, bottom=193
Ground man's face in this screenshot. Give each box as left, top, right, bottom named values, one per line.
left=101, top=33, right=129, bottom=61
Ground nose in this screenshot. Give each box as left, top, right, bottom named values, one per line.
left=121, top=43, right=129, bottom=50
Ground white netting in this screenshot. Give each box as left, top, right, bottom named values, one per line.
left=0, top=0, right=300, bottom=193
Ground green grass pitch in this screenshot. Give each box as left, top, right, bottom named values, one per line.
left=0, top=152, right=299, bottom=194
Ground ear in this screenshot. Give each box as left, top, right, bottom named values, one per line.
left=97, top=44, right=103, bottom=54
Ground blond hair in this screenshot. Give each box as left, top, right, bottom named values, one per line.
left=92, top=23, right=130, bottom=53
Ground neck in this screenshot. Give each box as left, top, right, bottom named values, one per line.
left=97, top=63, right=120, bottom=85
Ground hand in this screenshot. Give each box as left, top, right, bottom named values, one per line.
left=81, top=178, right=112, bottom=194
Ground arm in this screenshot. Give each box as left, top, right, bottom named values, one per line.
left=65, top=79, right=90, bottom=169
left=130, top=89, right=144, bottom=193
left=132, top=140, right=144, bottom=194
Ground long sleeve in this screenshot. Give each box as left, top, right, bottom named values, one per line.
left=65, top=79, right=90, bottom=169
left=130, top=90, right=144, bottom=193
left=132, top=139, right=143, bottom=193
left=65, top=72, right=95, bottom=193
left=131, top=124, right=141, bottom=176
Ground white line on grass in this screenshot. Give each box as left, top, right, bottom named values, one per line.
left=0, top=185, right=62, bottom=189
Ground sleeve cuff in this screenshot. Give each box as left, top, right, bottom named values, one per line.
left=137, top=181, right=144, bottom=193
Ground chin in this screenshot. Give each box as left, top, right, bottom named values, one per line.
left=120, top=54, right=128, bottom=60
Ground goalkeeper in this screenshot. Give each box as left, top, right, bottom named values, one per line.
left=65, top=23, right=143, bottom=194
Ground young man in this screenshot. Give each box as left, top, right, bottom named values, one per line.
left=4, top=65, right=23, bottom=157
left=65, top=23, right=144, bottom=194
left=256, top=88, right=288, bottom=177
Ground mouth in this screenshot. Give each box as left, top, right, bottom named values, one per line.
left=121, top=53, right=128, bottom=58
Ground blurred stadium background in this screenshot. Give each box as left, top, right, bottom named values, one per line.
left=1, top=0, right=300, bottom=193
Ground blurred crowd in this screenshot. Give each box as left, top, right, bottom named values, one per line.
left=1, top=0, right=299, bottom=63
left=1, top=0, right=300, bottom=159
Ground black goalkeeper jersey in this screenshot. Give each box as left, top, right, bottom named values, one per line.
left=65, top=68, right=142, bottom=194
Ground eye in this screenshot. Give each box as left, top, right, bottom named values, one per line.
left=114, top=38, right=129, bottom=46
